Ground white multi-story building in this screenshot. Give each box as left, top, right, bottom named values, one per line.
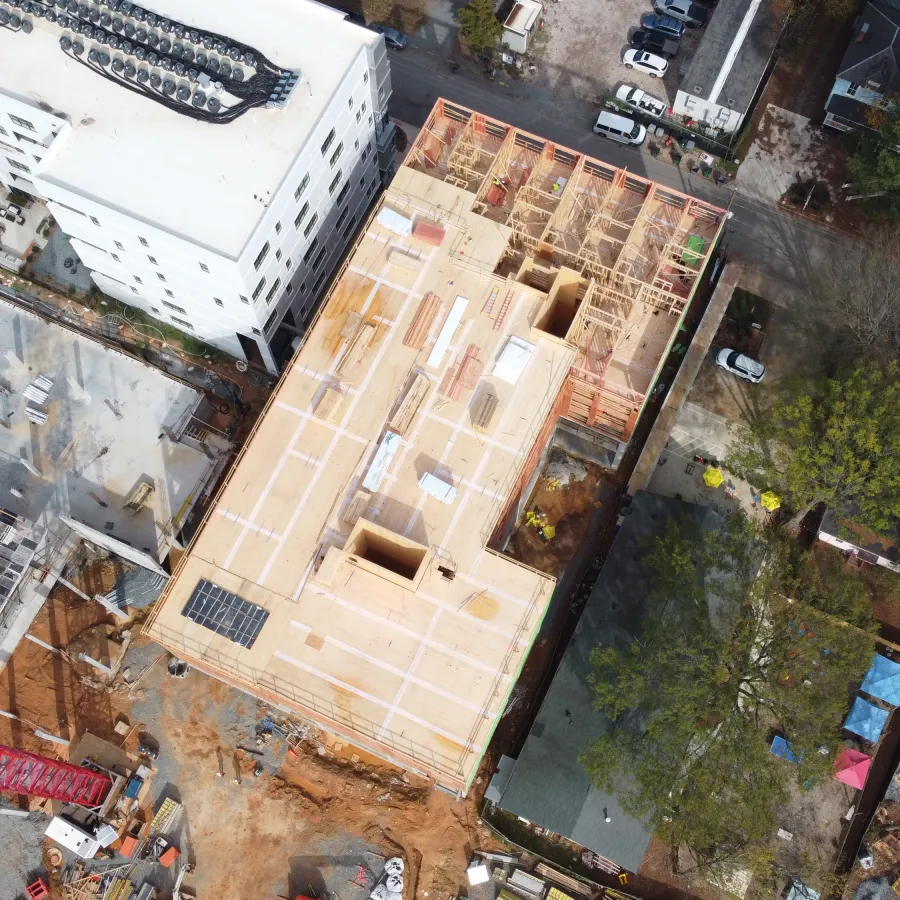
left=0, top=0, right=394, bottom=372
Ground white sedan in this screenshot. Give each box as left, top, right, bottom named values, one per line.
left=715, top=349, right=765, bottom=383
left=622, top=49, right=668, bottom=78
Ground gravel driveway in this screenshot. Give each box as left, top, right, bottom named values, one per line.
left=537, top=0, right=705, bottom=108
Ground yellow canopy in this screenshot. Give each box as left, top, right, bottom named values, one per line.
left=703, top=467, right=724, bottom=488
left=761, top=491, right=781, bottom=511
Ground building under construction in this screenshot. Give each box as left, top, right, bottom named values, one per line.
left=144, top=101, right=726, bottom=794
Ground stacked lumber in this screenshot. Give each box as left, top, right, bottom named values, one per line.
left=389, top=373, right=430, bottom=435
left=403, top=293, right=441, bottom=350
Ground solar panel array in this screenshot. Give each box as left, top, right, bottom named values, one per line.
left=181, top=578, right=268, bottom=649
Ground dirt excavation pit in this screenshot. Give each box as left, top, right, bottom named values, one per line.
left=0, top=566, right=510, bottom=900
left=508, top=448, right=607, bottom=577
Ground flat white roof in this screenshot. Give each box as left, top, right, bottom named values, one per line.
left=0, top=0, right=379, bottom=257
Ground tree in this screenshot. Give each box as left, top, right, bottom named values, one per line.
left=846, top=114, right=900, bottom=217
left=457, top=0, right=502, bottom=55
left=809, top=227, right=900, bottom=363
left=727, top=362, right=900, bottom=532
left=581, top=514, right=874, bottom=872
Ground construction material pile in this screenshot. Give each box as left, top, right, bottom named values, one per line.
left=369, top=857, right=404, bottom=900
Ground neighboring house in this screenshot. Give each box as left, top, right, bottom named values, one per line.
left=0, top=0, right=395, bottom=374
left=818, top=509, right=900, bottom=573
left=824, top=0, right=900, bottom=133
left=673, top=0, right=780, bottom=136
left=501, top=0, right=543, bottom=54
left=488, top=492, right=723, bottom=872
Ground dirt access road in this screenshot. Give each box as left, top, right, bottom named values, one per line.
left=0, top=570, right=506, bottom=900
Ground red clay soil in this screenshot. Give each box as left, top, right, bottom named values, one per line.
left=508, top=458, right=609, bottom=578
left=0, top=565, right=128, bottom=758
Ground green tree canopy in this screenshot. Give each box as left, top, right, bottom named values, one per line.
left=847, top=113, right=900, bottom=217
left=581, top=513, right=874, bottom=872
left=457, top=0, right=502, bottom=54
left=727, top=362, right=900, bottom=533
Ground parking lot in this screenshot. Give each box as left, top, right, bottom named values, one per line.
left=538, top=0, right=706, bottom=106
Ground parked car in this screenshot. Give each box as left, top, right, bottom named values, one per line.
left=640, top=13, right=685, bottom=39
left=652, top=0, right=708, bottom=27
left=622, top=49, right=668, bottom=78
left=369, top=23, right=409, bottom=48
left=629, top=30, right=679, bottom=58
left=615, top=85, right=667, bottom=117
left=715, top=349, right=765, bottom=383
left=593, top=110, right=647, bottom=145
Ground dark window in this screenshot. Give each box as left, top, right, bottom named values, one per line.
left=342, top=215, right=357, bottom=240
left=335, top=181, right=350, bottom=206
left=199, top=262, right=210, bottom=273
left=7, top=158, right=31, bottom=173
left=115, top=241, right=125, bottom=250
left=336, top=207, right=349, bottom=230
left=275, top=249, right=282, bottom=261
left=157, top=272, right=166, bottom=282
left=303, top=238, right=319, bottom=265
left=294, top=201, right=310, bottom=229
left=264, top=308, right=279, bottom=331
left=304, top=212, right=318, bottom=239
left=170, top=316, right=194, bottom=330
left=328, top=171, right=342, bottom=195
left=130, top=286, right=138, bottom=294
left=265, top=278, right=282, bottom=303
left=111, top=253, right=120, bottom=262
left=90, top=215, right=100, bottom=226
left=213, top=297, right=224, bottom=307
left=294, top=174, right=310, bottom=201
left=239, top=294, right=249, bottom=304
left=285, top=257, right=293, bottom=270
left=252, top=276, right=266, bottom=301
left=312, top=245, right=327, bottom=271
left=134, top=275, right=143, bottom=284
left=148, top=255, right=157, bottom=264
left=275, top=221, right=282, bottom=234
left=139, top=236, right=149, bottom=247
left=329, top=142, right=343, bottom=168
left=9, top=114, right=35, bottom=131
left=321, top=127, right=336, bottom=156
left=252, top=327, right=262, bottom=335
left=181, top=579, right=269, bottom=649
left=164, top=289, right=174, bottom=298
left=163, top=300, right=186, bottom=313
left=253, top=241, right=270, bottom=270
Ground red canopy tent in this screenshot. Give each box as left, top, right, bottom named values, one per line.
left=834, top=748, right=872, bottom=789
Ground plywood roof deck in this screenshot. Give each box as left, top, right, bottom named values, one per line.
left=146, top=101, right=727, bottom=793
left=146, top=166, right=573, bottom=792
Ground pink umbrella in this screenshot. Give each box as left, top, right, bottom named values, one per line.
left=835, top=748, right=872, bottom=789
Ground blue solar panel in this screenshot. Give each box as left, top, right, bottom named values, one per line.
left=181, top=579, right=268, bottom=649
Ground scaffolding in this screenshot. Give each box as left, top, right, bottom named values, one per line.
left=404, top=100, right=727, bottom=444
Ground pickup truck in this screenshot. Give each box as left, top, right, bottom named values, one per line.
left=615, top=85, right=667, bottom=117
left=629, top=30, right=679, bottom=58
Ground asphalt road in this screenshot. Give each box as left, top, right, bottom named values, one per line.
left=387, top=49, right=853, bottom=296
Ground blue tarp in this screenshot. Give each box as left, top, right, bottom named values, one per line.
left=770, top=735, right=800, bottom=762
left=845, top=697, right=889, bottom=743
left=861, top=655, right=900, bottom=707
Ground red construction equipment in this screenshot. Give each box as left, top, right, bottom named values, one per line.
left=0, top=744, right=112, bottom=808
left=25, top=879, right=49, bottom=899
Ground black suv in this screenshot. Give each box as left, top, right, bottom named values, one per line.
left=629, top=30, right=680, bottom=58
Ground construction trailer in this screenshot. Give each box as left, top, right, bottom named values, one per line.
left=143, top=99, right=726, bottom=795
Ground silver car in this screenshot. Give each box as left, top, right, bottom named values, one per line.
left=715, top=349, right=765, bottom=383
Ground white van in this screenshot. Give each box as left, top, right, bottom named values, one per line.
left=592, top=111, right=647, bottom=145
